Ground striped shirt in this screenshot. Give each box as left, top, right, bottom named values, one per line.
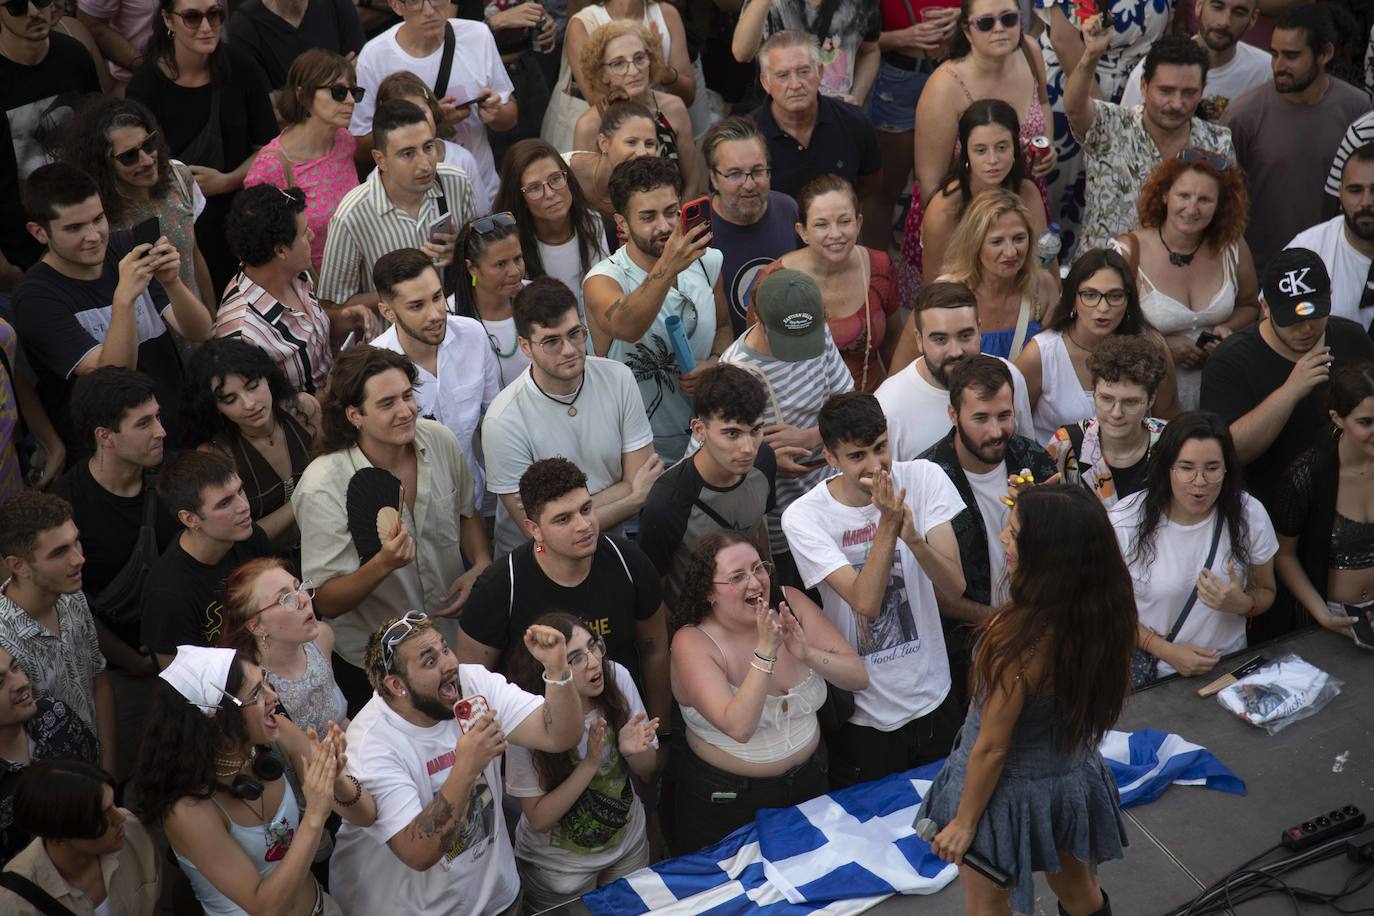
left=214, top=270, right=333, bottom=393
left=1327, top=109, right=1374, bottom=198
left=316, top=162, right=477, bottom=305
left=719, top=327, right=853, bottom=554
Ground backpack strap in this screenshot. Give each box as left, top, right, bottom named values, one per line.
left=0, top=872, right=77, bottom=916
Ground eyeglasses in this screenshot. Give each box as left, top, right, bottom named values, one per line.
left=566, top=636, right=607, bottom=670
left=111, top=132, right=159, bottom=167
left=1077, top=288, right=1128, bottom=309
left=604, top=52, right=650, bottom=75
left=1178, top=148, right=1231, bottom=171
left=255, top=579, right=315, bottom=615
left=2, top=0, right=53, bottom=16
left=530, top=324, right=589, bottom=355
left=1093, top=392, right=1147, bottom=414
left=318, top=84, right=366, bottom=103
left=713, top=166, right=772, bottom=186
left=713, top=560, right=774, bottom=589
left=1171, top=464, right=1226, bottom=483
left=210, top=680, right=267, bottom=709
left=381, top=611, right=428, bottom=672
left=169, top=6, right=224, bottom=29
left=467, top=211, right=517, bottom=237
left=519, top=171, right=568, bottom=199
left=395, top=0, right=441, bottom=10
left=970, top=10, right=1020, bottom=32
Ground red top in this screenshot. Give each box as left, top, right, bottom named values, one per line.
left=880, top=0, right=960, bottom=29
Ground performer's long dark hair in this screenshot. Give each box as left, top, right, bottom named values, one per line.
left=971, top=485, right=1137, bottom=752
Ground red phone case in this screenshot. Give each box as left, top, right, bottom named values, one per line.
left=681, top=195, right=711, bottom=235
left=453, top=694, right=491, bottom=733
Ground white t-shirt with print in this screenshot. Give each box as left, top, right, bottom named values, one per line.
left=782, top=460, right=962, bottom=730
left=506, top=662, right=654, bottom=875
left=1110, top=491, right=1279, bottom=675
left=964, top=462, right=1011, bottom=607
left=331, top=666, right=543, bottom=916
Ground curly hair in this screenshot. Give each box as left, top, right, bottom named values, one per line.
left=279, top=49, right=355, bottom=125
left=219, top=557, right=290, bottom=658
left=362, top=613, right=436, bottom=698
left=608, top=155, right=682, bottom=217
left=691, top=364, right=766, bottom=425
left=180, top=338, right=299, bottom=449
left=1135, top=154, right=1248, bottom=249
left=941, top=187, right=1037, bottom=299
left=505, top=612, right=630, bottom=793
left=225, top=185, right=308, bottom=268
left=673, top=530, right=760, bottom=630
left=136, top=653, right=255, bottom=825
left=581, top=20, right=669, bottom=101
left=319, top=346, right=418, bottom=453
left=519, top=458, right=589, bottom=525
left=1087, top=334, right=1168, bottom=396
left=0, top=492, right=73, bottom=562
left=58, top=96, right=174, bottom=226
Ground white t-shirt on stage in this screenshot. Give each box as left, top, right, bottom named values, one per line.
left=1110, top=491, right=1279, bottom=675
left=964, top=462, right=1011, bottom=607
left=874, top=358, right=1035, bottom=460
left=331, top=666, right=543, bottom=916
left=782, top=460, right=962, bottom=730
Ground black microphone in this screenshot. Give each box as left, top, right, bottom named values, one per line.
left=914, top=817, right=1012, bottom=889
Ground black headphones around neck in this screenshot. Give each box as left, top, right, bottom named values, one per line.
left=216, top=745, right=286, bottom=801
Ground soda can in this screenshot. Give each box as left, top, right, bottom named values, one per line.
left=1027, top=135, right=1052, bottom=165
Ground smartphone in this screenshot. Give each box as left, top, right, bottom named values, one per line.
left=427, top=212, right=455, bottom=241
left=1346, top=605, right=1374, bottom=650
left=339, top=330, right=358, bottom=351
left=132, top=215, right=160, bottom=250
left=453, top=93, right=492, bottom=110
left=798, top=455, right=829, bottom=469
left=681, top=195, right=711, bottom=236
left=453, top=694, right=491, bottom=733
left=1196, top=330, right=1222, bottom=348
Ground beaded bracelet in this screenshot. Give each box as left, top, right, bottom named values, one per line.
left=334, top=774, right=362, bottom=807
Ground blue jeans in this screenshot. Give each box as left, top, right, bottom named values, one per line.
left=867, top=58, right=929, bottom=132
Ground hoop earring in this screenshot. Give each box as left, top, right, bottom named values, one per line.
left=1069, top=309, right=1077, bottom=320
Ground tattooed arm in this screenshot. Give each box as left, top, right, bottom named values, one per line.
left=582, top=220, right=714, bottom=344
left=386, top=715, right=507, bottom=871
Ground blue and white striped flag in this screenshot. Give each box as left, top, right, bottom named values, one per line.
left=586, top=730, right=1242, bottom=916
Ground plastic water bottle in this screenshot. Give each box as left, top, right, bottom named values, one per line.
left=1036, top=223, right=1062, bottom=270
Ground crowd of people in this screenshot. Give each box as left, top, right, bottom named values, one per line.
left=0, top=0, right=1372, bottom=913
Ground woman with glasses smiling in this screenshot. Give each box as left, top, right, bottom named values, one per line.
left=244, top=50, right=363, bottom=275
left=1111, top=149, right=1260, bottom=412
left=221, top=558, right=348, bottom=734
left=1017, top=246, right=1181, bottom=445
left=669, top=530, right=867, bottom=853
left=1110, top=412, right=1278, bottom=684
left=128, top=0, right=276, bottom=291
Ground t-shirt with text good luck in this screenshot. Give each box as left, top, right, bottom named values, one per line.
left=460, top=536, right=661, bottom=684
left=139, top=526, right=273, bottom=656
left=13, top=231, right=185, bottom=453
left=1110, top=491, right=1278, bottom=675
left=1200, top=318, right=1374, bottom=508
left=506, top=661, right=654, bottom=873
left=481, top=358, right=654, bottom=556
left=712, top=191, right=802, bottom=337
left=350, top=18, right=513, bottom=208
left=332, top=666, right=542, bottom=916
left=782, top=460, right=962, bottom=730
left=0, top=35, right=100, bottom=270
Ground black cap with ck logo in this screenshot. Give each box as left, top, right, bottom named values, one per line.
left=1261, top=248, right=1332, bottom=327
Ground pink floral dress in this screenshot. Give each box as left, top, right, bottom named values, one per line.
left=245, top=128, right=359, bottom=273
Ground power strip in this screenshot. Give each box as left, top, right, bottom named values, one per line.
left=1281, top=805, right=1365, bottom=851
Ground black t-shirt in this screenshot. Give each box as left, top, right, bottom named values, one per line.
left=1200, top=317, right=1374, bottom=506
left=748, top=93, right=882, bottom=200
left=460, top=535, right=661, bottom=681
left=51, top=461, right=181, bottom=647
left=0, top=34, right=101, bottom=269
left=140, top=526, right=272, bottom=655
left=711, top=191, right=802, bottom=335
left=226, top=0, right=365, bottom=89
left=1107, top=452, right=1150, bottom=502
left=13, top=231, right=184, bottom=453
left=126, top=44, right=277, bottom=172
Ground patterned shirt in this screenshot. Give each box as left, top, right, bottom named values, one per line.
left=214, top=270, right=333, bottom=393
left=0, top=696, right=99, bottom=862
left=1073, top=101, right=1233, bottom=258
left=0, top=588, right=105, bottom=729
left=317, top=162, right=477, bottom=305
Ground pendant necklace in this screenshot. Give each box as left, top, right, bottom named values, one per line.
left=530, top=372, right=585, bottom=417
left=1159, top=227, right=1203, bottom=267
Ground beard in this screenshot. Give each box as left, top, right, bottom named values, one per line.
left=956, top=421, right=1008, bottom=466
left=629, top=227, right=670, bottom=259
left=1274, top=63, right=1318, bottom=94
left=404, top=680, right=455, bottom=721
left=1344, top=207, right=1374, bottom=242
left=1201, top=27, right=1239, bottom=53
left=927, top=353, right=966, bottom=388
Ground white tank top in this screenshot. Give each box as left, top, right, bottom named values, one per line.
left=1031, top=329, right=1094, bottom=445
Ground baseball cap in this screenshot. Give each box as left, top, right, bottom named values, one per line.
left=754, top=269, right=825, bottom=362
left=1261, top=248, right=1331, bottom=327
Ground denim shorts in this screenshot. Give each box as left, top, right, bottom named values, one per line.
left=867, top=58, right=929, bottom=132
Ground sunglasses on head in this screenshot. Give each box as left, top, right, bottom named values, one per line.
left=318, top=84, right=366, bottom=103
left=170, top=6, right=224, bottom=29
left=111, top=132, right=159, bottom=167
left=970, top=10, right=1020, bottom=31
left=1177, top=147, right=1231, bottom=171
left=3, top=0, right=53, bottom=15
left=467, top=211, right=517, bottom=236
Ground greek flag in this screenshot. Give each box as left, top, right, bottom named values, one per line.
left=585, top=731, right=1242, bottom=916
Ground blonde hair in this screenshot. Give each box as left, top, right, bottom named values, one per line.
left=581, top=20, right=669, bottom=100
left=941, top=187, right=1036, bottom=298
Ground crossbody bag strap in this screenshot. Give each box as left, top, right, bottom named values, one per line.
left=434, top=20, right=456, bottom=98
left=1009, top=295, right=1033, bottom=361
left=692, top=497, right=736, bottom=531
left=1166, top=512, right=1226, bottom=642
left=0, top=872, right=77, bottom=916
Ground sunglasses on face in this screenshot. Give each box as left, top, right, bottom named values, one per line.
left=1177, top=147, right=1231, bottom=171
left=170, top=6, right=224, bottom=29
left=318, top=83, right=366, bottom=103
left=970, top=10, right=1020, bottom=31
left=111, top=132, right=159, bottom=167
left=2, top=0, right=53, bottom=16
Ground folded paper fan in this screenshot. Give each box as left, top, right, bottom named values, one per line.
left=346, top=467, right=404, bottom=564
